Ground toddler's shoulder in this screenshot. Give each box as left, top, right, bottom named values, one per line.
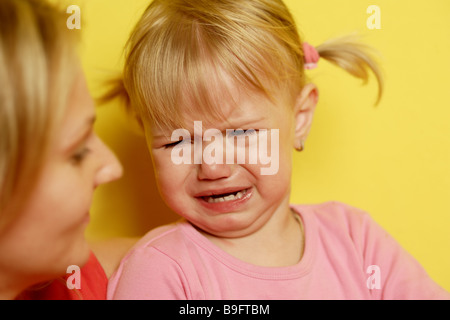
left=107, top=221, right=194, bottom=299
left=292, top=201, right=379, bottom=236
left=294, top=200, right=371, bottom=220
left=130, top=220, right=192, bottom=255
left=110, top=221, right=194, bottom=281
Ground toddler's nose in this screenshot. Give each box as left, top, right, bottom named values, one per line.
left=197, top=161, right=231, bottom=181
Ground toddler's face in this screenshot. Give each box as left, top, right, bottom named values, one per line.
left=147, top=84, right=297, bottom=238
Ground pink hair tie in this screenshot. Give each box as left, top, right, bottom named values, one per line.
left=302, top=42, right=320, bottom=70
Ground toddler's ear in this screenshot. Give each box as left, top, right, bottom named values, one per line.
left=293, top=83, right=318, bottom=150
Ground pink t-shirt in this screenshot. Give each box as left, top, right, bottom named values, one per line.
left=107, top=201, right=450, bottom=300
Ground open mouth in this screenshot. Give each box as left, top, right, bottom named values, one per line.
left=201, top=188, right=249, bottom=203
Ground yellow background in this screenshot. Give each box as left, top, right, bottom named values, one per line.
left=64, top=0, right=450, bottom=291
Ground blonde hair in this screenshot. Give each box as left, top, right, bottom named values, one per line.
left=0, top=0, right=79, bottom=220
left=105, top=0, right=383, bottom=131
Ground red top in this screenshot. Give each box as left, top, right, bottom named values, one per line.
left=17, top=251, right=107, bottom=300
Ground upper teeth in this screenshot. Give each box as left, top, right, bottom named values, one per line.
left=206, top=190, right=247, bottom=203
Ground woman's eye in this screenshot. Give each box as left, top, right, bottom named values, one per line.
left=71, top=147, right=91, bottom=165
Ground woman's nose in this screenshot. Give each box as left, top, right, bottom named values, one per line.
left=93, top=137, right=123, bottom=188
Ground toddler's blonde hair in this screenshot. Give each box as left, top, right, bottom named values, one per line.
left=105, top=0, right=383, bottom=132
left=0, top=0, right=79, bottom=220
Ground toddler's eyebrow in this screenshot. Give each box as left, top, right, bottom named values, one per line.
left=219, top=116, right=267, bottom=130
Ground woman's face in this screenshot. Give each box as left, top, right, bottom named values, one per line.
left=0, top=72, right=123, bottom=288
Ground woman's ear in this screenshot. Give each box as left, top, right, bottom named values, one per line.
left=293, top=83, right=319, bottom=151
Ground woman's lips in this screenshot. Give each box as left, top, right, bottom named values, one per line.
left=195, top=187, right=253, bottom=213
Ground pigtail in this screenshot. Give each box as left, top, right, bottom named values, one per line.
left=97, top=76, right=144, bottom=130
left=98, top=76, right=130, bottom=109
left=315, top=34, right=384, bottom=105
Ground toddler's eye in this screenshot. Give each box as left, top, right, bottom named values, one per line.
left=164, top=141, right=180, bottom=148
left=164, top=139, right=190, bottom=148
left=227, top=129, right=257, bottom=137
